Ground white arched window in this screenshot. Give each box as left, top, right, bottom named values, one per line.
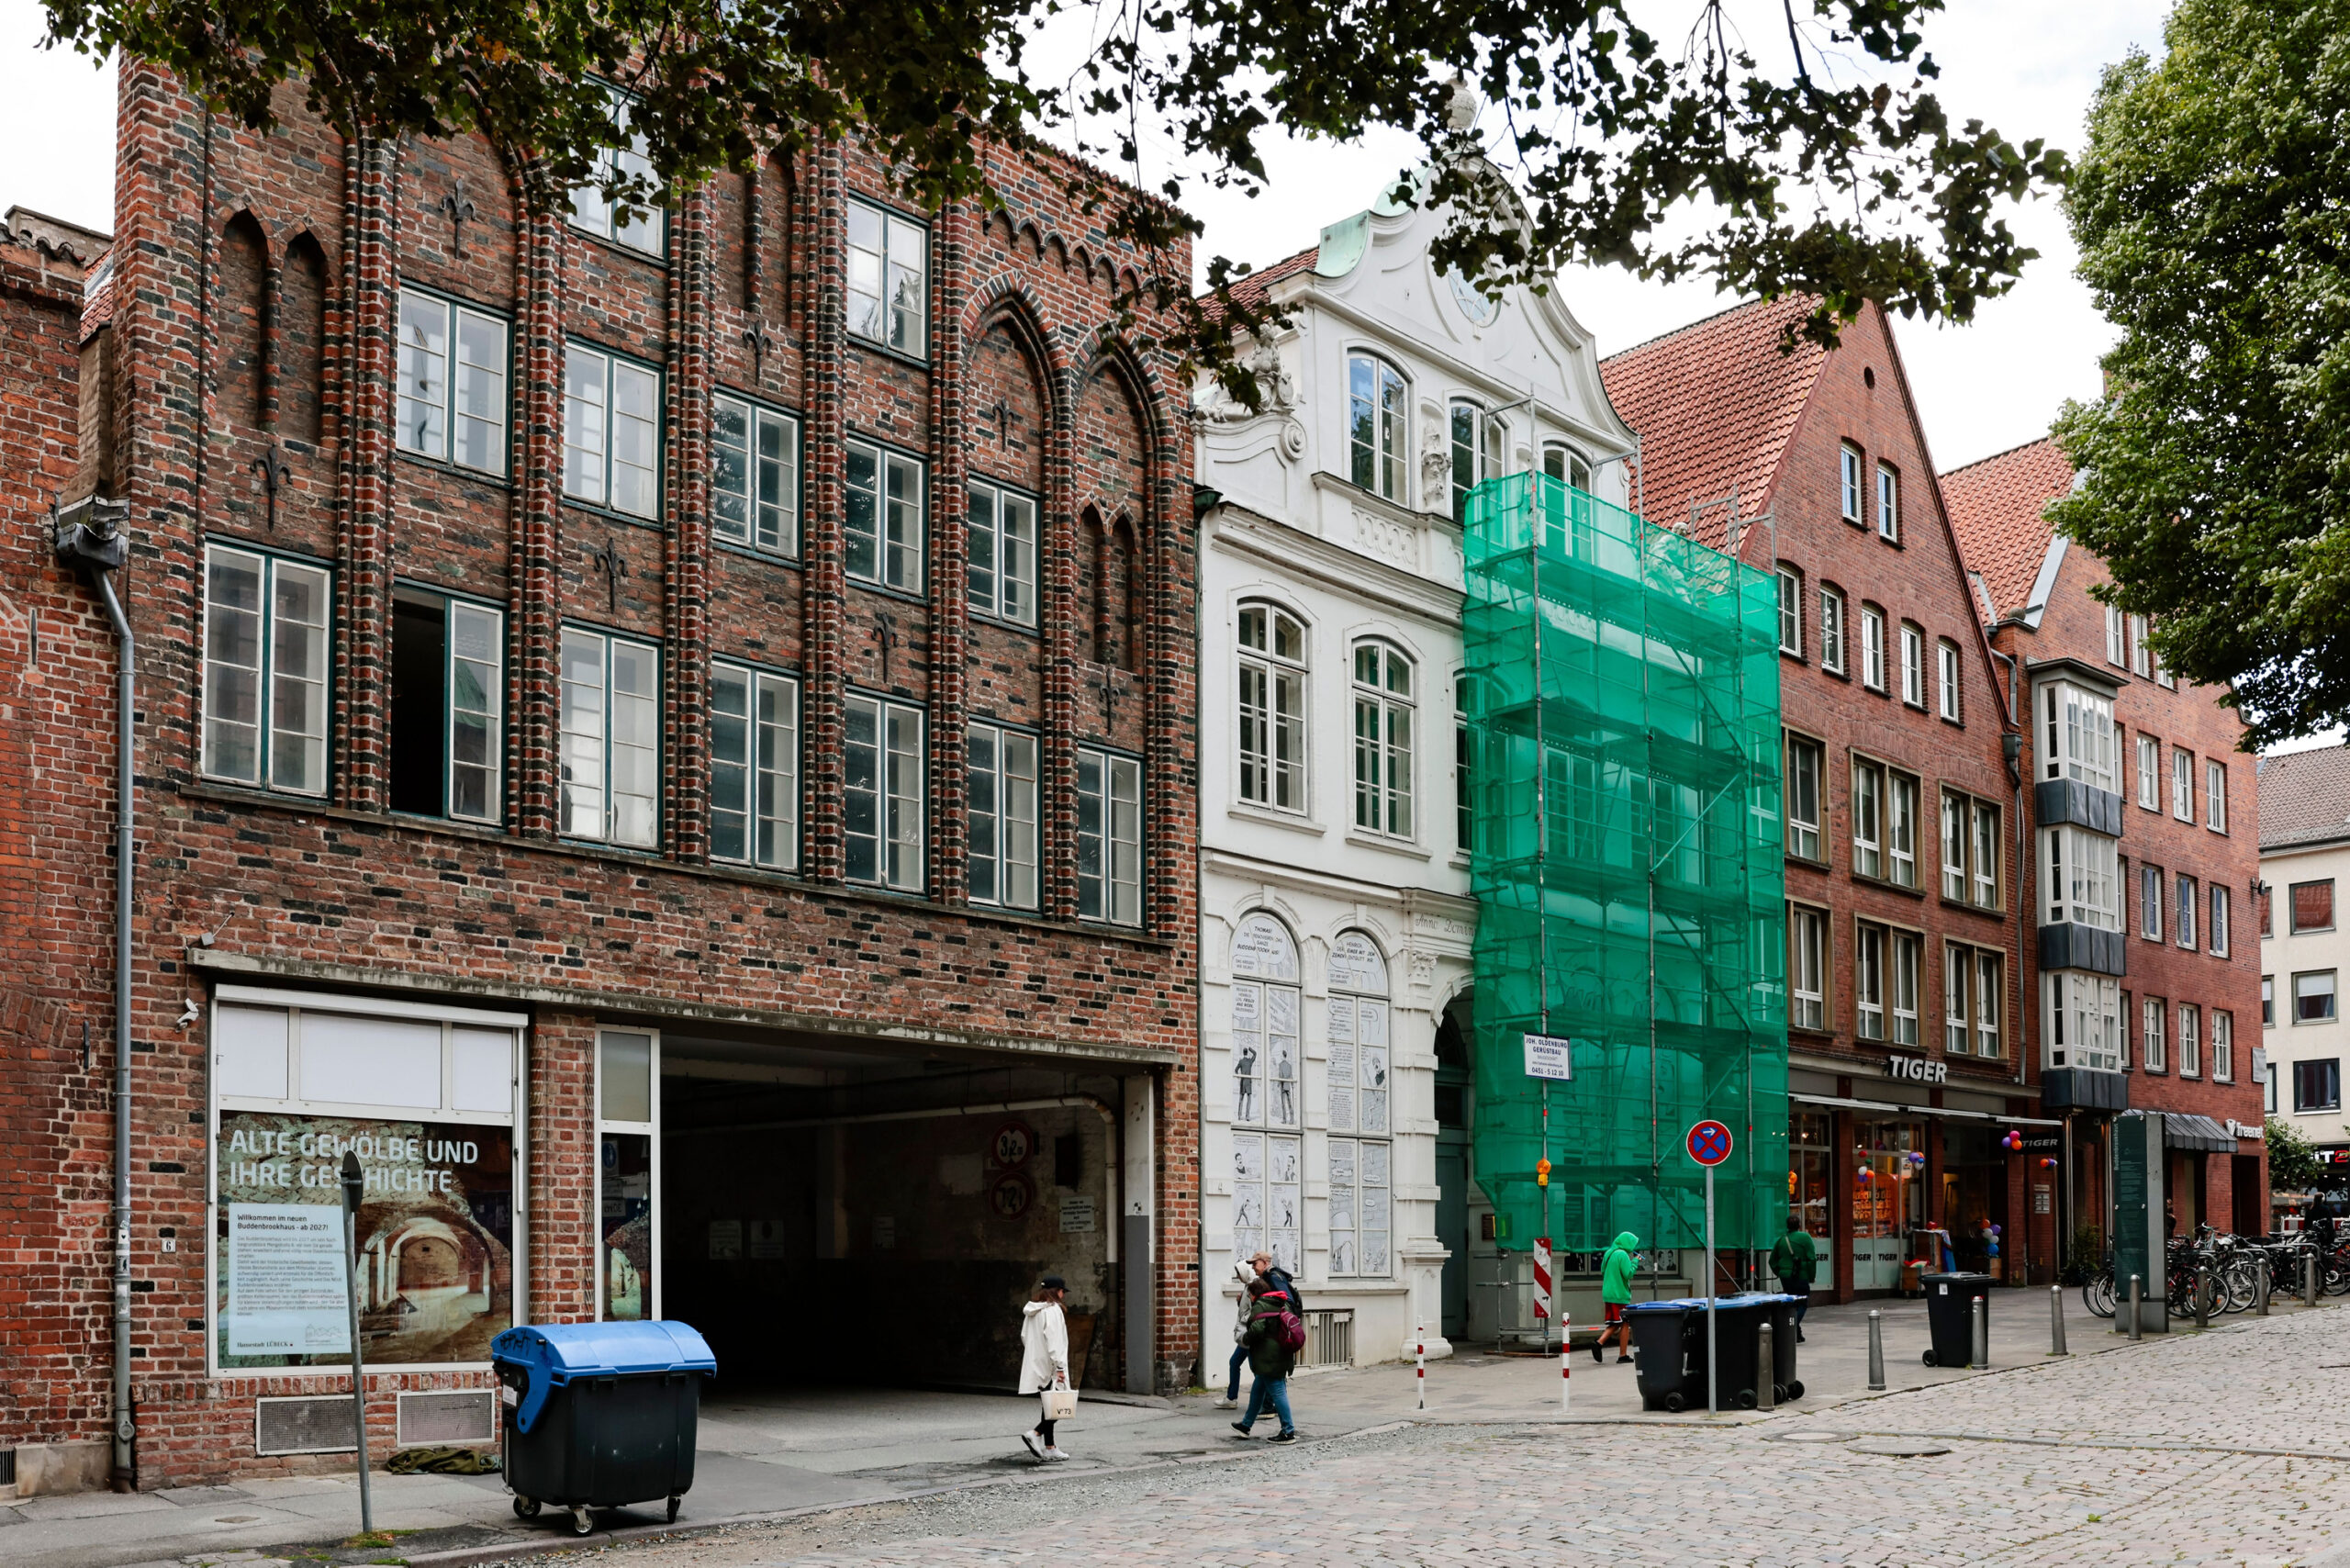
left=1348, top=353, right=1408, bottom=502
left=1353, top=639, right=1415, bottom=837
left=1237, top=601, right=1306, bottom=812
left=1230, top=913, right=1302, bottom=1275
left=1450, top=399, right=1507, bottom=521
left=1326, top=931, right=1393, bottom=1278
left=1543, top=442, right=1593, bottom=492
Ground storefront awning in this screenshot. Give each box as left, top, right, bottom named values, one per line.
left=1790, top=1092, right=2063, bottom=1128
left=2164, top=1113, right=2238, bottom=1154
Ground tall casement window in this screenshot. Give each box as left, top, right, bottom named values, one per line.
left=709, top=663, right=799, bottom=869
left=1855, top=920, right=1887, bottom=1039
left=2206, top=758, right=2228, bottom=832
left=1450, top=399, right=1507, bottom=521
left=1942, top=790, right=2001, bottom=910
left=1937, top=639, right=1962, bottom=722
left=1229, top=912, right=1303, bottom=1276
left=845, top=439, right=924, bottom=592
left=2105, top=605, right=2127, bottom=666
left=1860, top=603, right=1887, bottom=691
left=2142, top=995, right=2167, bottom=1070
left=1898, top=622, right=1925, bottom=705
left=2038, top=680, right=2118, bottom=794
left=2212, top=1010, right=2234, bottom=1081
left=1840, top=442, right=1864, bottom=523
left=564, top=342, right=662, bottom=519
left=968, top=477, right=1038, bottom=625
left=1077, top=747, right=1143, bottom=925
left=2177, top=872, right=2199, bottom=949
left=2041, top=825, right=2121, bottom=930
left=2172, top=747, right=2195, bottom=822
left=2042, top=972, right=2122, bottom=1071
left=2141, top=863, right=2165, bottom=940
left=1788, top=903, right=1828, bottom=1031
left=968, top=722, right=1039, bottom=910
left=1454, top=674, right=1477, bottom=853
left=389, top=587, right=502, bottom=823
left=1542, top=443, right=1594, bottom=491
left=1326, top=932, right=1393, bottom=1278
left=846, top=199, right=928, bottom=356
left=2264, top=976, right=2275, bottom=1027
left=1785, top=734, right=1823, bottom=860
left=1890, top=930, right=1922, bottom=1046
left=1818, top=587, right=1846, bottom=674
left=1348, top=354, right=1408, bottom=503
left=2136, top=734, right=2161, bottom=810
left=711, top=394, right=800, bottom=554
left=1876, top=462, right=1900, bottom=542
left=1886, top=769, right=1920, bottom=889
left=569, top=93, right=663, bottom=252
left=560, top=626, right=659, bottom=847
left=2129, top=613, right=2151, bottom=677
left=597, top=1027, right=659, bottom=1320
left=1776, top=567, right=1803, bottom=655
left=202, top=543, right=330, bottom=796
left=396, top=288, right=508, bottom=474
left=2210, top=886, right=2230, bottom=957
left=2179, top=1002, right=2202, bottom=1078
left=1946, top=943, right=2004, bottom=1058
left=1237, top=602, right=1306, bottom=811
left=845, top=693, right=923, bottom=890
left=1352, top=640, right=1416, bottom=837
left=1852, top=757, right=1886, bottom=879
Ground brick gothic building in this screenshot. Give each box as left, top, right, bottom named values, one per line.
left=6, top=62, right=1199, bottom=1490
left=1604, top=299, right=2054, bottom=1298
left=1943, top=439, right=2266, bottom=1250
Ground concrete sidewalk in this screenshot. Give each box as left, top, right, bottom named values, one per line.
left=13, top=1291, right=2325, bottom=1568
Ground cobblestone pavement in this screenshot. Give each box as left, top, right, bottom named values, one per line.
left=602, top=1307, right=2350, bottom=1567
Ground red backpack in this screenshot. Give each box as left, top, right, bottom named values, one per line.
left=1269, top=1292, right=1307, bottom=1353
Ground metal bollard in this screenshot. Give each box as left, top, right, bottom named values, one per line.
left=2308, top=1251, right=2320, bottom=1307
left=1971, top=1295, right=1988, bottom=1369
left=2256, top=1259, right=2270, bottom=1316
left=2195, top=1266, right=2211, bottom=1329
left=1757, top=1321, right=1774, bottom=1411
left=1867, top=1308, right=1886, bottom=1391
left=2050, top=1283, right=2068, bottom=1356
left=2127, top=1273, right=2143, bottom=1341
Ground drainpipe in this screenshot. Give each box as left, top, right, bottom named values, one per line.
left=53, top=496, right=137, bottom=1491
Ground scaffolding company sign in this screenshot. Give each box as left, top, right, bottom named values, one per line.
left=1523, top=1034, right=1575, bottom=1081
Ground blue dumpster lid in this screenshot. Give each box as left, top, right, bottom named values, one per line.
left=1625, top=1298, right=1711, bottom=1311
left=492, top=1321, right=715, bottom=1432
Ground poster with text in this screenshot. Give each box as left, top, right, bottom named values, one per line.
left=216, top=1111, right=515, bottom=1370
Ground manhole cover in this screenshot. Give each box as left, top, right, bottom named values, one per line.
left=1765, top=1430, right=1854, bottom=1444
left=1847, top=1438, right=1953, bottom=1457
left=213, top=1516, right=263, bottom=1524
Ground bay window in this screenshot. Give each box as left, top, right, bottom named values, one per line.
left=2041, top=824, right=2121, bottom=930
left=2044, top=971, right=2123, bottom=1072
left=2037, top=679, right=2117, bottom=794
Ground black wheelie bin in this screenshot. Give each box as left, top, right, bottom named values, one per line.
left=1919, top=1271, right=1993, bottom=1368
left=1626, top=1298, right=1708, bottom=1412
left=1706, top=1294, right=1773, bottom=1408
left=494, top=1320, right=716, bottom=1536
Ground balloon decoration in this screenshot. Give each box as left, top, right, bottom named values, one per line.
left=2039, top=1156, right=2058, bottom=1170
left=2002, top=1130, right=2022, bottom=1152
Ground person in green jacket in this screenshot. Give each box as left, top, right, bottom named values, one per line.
left=1590, top=1231, right=1639, bottom=1364
left=1771, top=1216, right=1818, bottom=1341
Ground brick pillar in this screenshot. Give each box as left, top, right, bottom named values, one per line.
left=1042, top=358, right=1080, bottom=921
left=929, top=200, right=970, bottom=903
left=530, top=1014, right=598, bottom=1322
left=341, top=132, right=397, bottom=813
left=802, top=141, right=845, bottom=883
left=666, top=185, right=713, bottom=863
left=511, top=196, right=566, bottom=839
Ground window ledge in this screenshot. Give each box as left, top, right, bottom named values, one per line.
left=394, top=447, right=513, bottom=491
left=1344, top=831, right=1433, bottom=862
left=1851, top=871, right=1928, bottom=900
left=1785, top=851, right=1833, bottom=874
left=561, top=497, right=665, bottom=532
left=712, top=538, right=803, bottom=571
left=1937, top=895, right=2007, bottom=922
left=846, top=334, right=934, bottom=375
left=1226, top=801, right=1326, bottom=836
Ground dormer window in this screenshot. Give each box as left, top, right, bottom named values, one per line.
left=1348, top=354, right=1408, bottom=504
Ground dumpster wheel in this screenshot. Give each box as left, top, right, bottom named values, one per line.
left=571, top=1507, right=594, bottom=1536
left=1785, top=1379, right=1804, bottom=1401
left=666, top=1495, right=681, bottom=1524
left=511, top=1496, right=540, bottom=1520
left=1921, top=1350, right=1937, bottom=1367
left=1662, top=1393, right=1685, bottom=1413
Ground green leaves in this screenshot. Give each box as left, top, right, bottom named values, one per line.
left=48, top=0, right=2062, bottom=415
left=2052, top=0, right=2350, bottom=746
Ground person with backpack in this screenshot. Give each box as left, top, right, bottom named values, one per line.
left=1016, top=1274, right=1072, bottom=1462
left=1590, top=1230, right=1639, bottom=1363
left=1231, top=1275, right=1300, bottom=1442
left=1214, top=1259, right=1255, bottom=1409
left=1771, top=1215, right=1818, bottom=1341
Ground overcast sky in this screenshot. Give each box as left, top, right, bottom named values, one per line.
left=1, top=0, right=2162, bottom=471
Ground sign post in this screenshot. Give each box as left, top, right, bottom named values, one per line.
left=1524, top=1033, right=1569, bottom=1360
left=1685, top=1120, right=1733, bottom=1417
left=338, top=1150, right=375, bottom=1534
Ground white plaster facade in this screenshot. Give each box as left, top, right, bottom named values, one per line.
left=2260, top=835, right=2350, bottom=1166
left=1192, top=173, right=1637, bottom=1368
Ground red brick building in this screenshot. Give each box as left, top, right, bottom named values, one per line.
left=4, top=62, right=1200, bottom=1491
left=1605, top=299, right=2053, bottom=1298
left=1944, top=438, right=2266, bottom=1251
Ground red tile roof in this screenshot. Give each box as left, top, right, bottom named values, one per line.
left=1598, top=297, right=1829, bottom=552
left=2258, top=745, right=2350, bottom=850
left=1197, top=245, right=1320, bottom=324
left=1940, top=437, right=2076, bottom=622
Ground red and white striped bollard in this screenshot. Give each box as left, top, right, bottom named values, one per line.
left=1416, top=1323, right=1426, bottom=1410
left=1561, top=1307, right=1572, bottom=1413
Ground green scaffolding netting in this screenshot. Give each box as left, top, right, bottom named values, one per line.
left=1464, top=472, right=1788, bottom=1257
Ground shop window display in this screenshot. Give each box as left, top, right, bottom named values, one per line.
left=1852, top=1121, right=1926, bottom=1292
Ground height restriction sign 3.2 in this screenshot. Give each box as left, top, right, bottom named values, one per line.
left=1686, top=1120, right=1732, bottom=1167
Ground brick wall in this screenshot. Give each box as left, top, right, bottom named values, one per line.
left=12, top=62, right=1201, bottom=1485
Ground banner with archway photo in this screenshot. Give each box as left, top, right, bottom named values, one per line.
left=214, top=1111, right=516, bottom=1371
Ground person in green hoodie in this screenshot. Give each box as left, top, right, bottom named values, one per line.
left=1771, top=1216, right=1818, bottom=1341
left=1590, top=1231, right=1639, bottom=1364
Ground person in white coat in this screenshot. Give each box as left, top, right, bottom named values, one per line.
left=1017, top=1274, right=1072, bottom=1462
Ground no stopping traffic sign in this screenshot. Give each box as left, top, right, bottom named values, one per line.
left=1686, top=1119, right=1732, bottom=1166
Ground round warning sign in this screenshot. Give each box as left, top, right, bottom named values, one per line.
left=1686, top=1120, right=1733, bottom=1167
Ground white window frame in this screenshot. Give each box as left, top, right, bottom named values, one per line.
left=1238, top=602, right=1307, bottom=812
left=1348, top=353, right=1409, bottom=504
left=559, top=625, right=661, bottom=847
left=594, top=1027, right=661, bottom=1322
left=2206, top=759, right=2227, bottom=832
left=2037, top=679, right=2118, bottom=795
left=2105, top=604, right=2126, bottom=666
left=968, top=722, right=1040, bottom=910
left=1326, top=932, right=1393, bottom=1279
left=568, top=92, right=664, bottom=253
left=2141, top=863, right=2164, bottom=941
left=1777, top=566, right=1803, bottom=655
left=563, top=342, right=662, bottom=519
left=1937, top=639, right=1961, bottom=722
left=2178, top=1002, right=2201, bottom=1079
left=1818, top=586, right=1846, bottom=674
left=1352, top=639, right=1416, bottom=839
left=1876, top=462, right=1900, bottom=542
left=1891, top=929, right=1922, bottom=1047
left=1077, top=745, right=1143, bottom=926
left=2041, top=824, right=2121, bottom=931
left=2129, top=613, right=2151, bottom=678
left=1785, top=734, right=1822, bottom=861
left=2172, top=748, right=2195, bottom=822
left=1856, top=921, right=1886, bottom=1041
left=2212, top=1010, right=2233, bottom=1082
left=968, top=476, right=1039, bottom=625
left=1454, top=673, right=1476, bottom=854
left=2136, top=734, right=2160, bottom=811
left=1974, top=946, right=2004, bottom=1059
left=1450, top=398, right=1508, bottom=521
left=1852, top=756, right=1885, bottom=880
left=2143, top=995, right=2167, bottom=1071
left=2210, top=885, right=2230, bottom=958
left=845, top=438, right=924, bottom=593
left=202, top=543, right=330, bottom=797
left=711, top=393, right=800, bottom=555
left=2043, top=971, right=2122, bottom=1072
left=396, top=287, right=509, bottom=475
left=1887, top=769, right=1919, bottom=890
left=1899, top=622, right=1924, bottom=705
left=845, top=692, right=924, bottom=891
left=2177, top=872, right=2198, bottom=950
left=1861, top=604, right=1887, bottom=692
left=709, top=661, right=799, bottom=870
left=846, top=198, right=928, bottom=356
left=1841, top=442, right=1863, bottom=523
left=1229, top=912, right=1303, bottom=1275
left=1789, top=902, right=1827, bottom=1032
left=394, top=587, right=503, bottom=824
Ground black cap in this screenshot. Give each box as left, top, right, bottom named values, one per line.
left=1041, top=1274, right=1067, bottom=1291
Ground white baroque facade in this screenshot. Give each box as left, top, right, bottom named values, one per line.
left=1194, top=172, right=1637, bottom=1367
